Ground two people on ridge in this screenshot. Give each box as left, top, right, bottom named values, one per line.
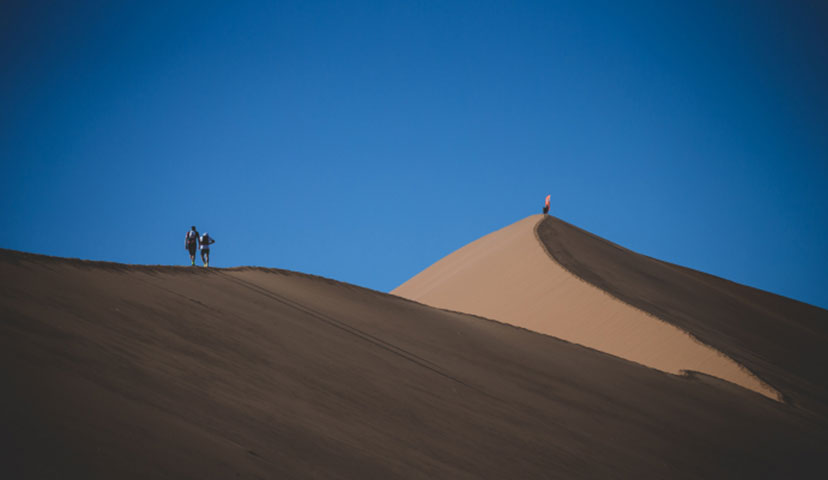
left=185, top=226, right=216, bottom=267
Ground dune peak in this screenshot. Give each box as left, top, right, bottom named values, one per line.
left=393, top=215, right=780, bottom=400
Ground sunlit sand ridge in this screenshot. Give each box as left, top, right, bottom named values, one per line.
left=394, top=215, right=780, bottom=400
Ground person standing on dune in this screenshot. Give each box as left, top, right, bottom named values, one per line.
left=543, top=195, right=550, bottom=215
left=200, top=232, right=215, bottom=267
left=185, top=226, right=200, bottom=266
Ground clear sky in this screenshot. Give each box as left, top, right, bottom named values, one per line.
left=2, top=1, right=827, bottom=308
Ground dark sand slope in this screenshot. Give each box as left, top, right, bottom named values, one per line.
left=1, top=250, right=826, bottom=478
left=537, top=216, right=828, bottom=419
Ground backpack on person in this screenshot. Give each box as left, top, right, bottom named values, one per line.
left=186, top=230, right=198, bottom=247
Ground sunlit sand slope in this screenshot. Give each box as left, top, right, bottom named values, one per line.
left=394, top=215, right=778, bottom=400
left=536, top=215, right=828, bottom=417
left=1, top=249, right=825, bottom=478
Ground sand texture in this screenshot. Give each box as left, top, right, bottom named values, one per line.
left=536, top=215, right=828, bottom=418
left=2, top=249, right=826, bottom=478
left=394, top=215, right=778, bottom=399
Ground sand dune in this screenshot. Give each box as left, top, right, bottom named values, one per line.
left=2, top=249, right=825, bottom=478
left=394, top=215, right=778, bottom=399
left=536, top=215, right=828, bottom=418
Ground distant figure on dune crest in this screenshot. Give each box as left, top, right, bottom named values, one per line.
left=543, top=195, right=550, bottom=215
left=200, top=232, right=215, bottom=267
left=185, top=226, right=200, bottom=266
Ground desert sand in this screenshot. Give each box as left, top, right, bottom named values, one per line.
left=536, top=215, right=828, bottom=418
left=393, top=215, right=778, bottom=399
left=2, top=237, right=827, bottom=477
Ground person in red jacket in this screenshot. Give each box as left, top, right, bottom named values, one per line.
left=543, top=195, right=551, bottom=215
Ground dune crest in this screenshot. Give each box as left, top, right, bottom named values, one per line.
left=393, top=215, right=780, bottom=400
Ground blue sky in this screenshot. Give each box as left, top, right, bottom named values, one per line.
left=2, top=1, right=827, bottom=308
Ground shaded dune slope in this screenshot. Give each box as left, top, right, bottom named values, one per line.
left=393, top=216, right=777, bottom=400
left=537, top=215, right=828, bottom=418
left=1, top=249, right=825, bottom=478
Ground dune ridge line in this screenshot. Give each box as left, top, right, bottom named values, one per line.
left=529, top=216, right=782, bottom=401
left=393, top=215, right=780, bottom=400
